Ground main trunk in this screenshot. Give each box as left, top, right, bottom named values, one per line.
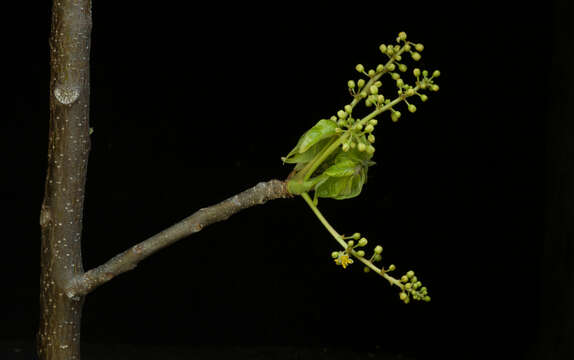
left=38, top=1, right=92, bottom=359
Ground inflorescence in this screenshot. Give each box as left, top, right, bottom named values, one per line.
left=284, top=31, right=438, bottom=304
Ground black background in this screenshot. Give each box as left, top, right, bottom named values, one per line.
left=3, top=1, right=573, bottom=359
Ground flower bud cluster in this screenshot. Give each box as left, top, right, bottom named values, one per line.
left=399, top=270, right=430, bottom=304
left=345, top=31, right=440, bottom=125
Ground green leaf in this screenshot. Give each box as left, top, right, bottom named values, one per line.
left=324, top=160, right=360, bottom=177
left=298, top=119, right=338, bottom=153
left=315, top=166, right=367, bottom=200
left=283, top=138, right=331, bottom=165
left=313, top=146, right=372, bottom=200
left=282, top=119, right=337, bottom=164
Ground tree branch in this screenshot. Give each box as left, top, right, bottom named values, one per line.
left=65, top=179, right=290, bottom=297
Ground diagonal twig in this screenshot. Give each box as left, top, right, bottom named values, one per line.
left=65, top=179, right=290, bottom=297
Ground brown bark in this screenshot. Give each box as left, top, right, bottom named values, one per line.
left=65, top=180, right=290, bottom=297
left=38, top=1, right=92, bottom=359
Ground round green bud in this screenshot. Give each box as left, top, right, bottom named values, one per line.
left=350, top=141, right=356, bottom=149
left=413, top=68, right=421, bottom=77
left=406, top=270, right=415, bottom=278
left=365, top=98, right=372, bottom=107
left=335, top=127, right=342, bottom=134
left=388, top=264, right=396, bottom=271
left=330, top=115, right=338, bottom=121
left=365, top=124, right=375, bottom=133
left=408, top=104, right=417, bottom=113
left=421, top=286, right=427, bottom=293
left=331, top=251, right=339, bottom=259
left=358, top=237, right=368, bottom=246
left=391, top=72, right=401, bottom=80
left=337, top=119, right=345, bottom=127
left=366, top=145, right=375, bottom=154
left=391, top=111, right=401, bottom=122
left=348, top=80, right=356, bottom=89
left=394, top=44, right=401, bottom=52
left=422, top=70, right=429, bottom=77
left=431, top=84, right=440, bottom=92
left=373, top=254, right=382, bottom=262
left=395, top=54, right=402, bottom=62
left=374, top=81, right=382, bottom=87
left=360, top=91, right=367, bottom=98
left=344, top=105, right=353, bottom=113
left=370, top=85, right=378, bottom=95
left=415, top=43, right=424, bottom=52
left=396, top=79, right=404, bottom=88
left=377, top=95, right=385, bottom=104
left=354, top=123, right=363, bottom=131
left=337, top=110, right=347, bottom=119
left=357, top=79, right=365, bottom=88
left=404, top=43, right=411, bottom=51
left=432, top=70, right=441, bottom=78
left=369, top=119, right=378, bottom=126
left=423, top=296, right=431, bottom=302
left=364, top=266, right=371, bottom=273
left=411, top=52, right=421, bottom=61
left=420, top=94, right=428, bottom=102
left=368, top=69, right=376, bottom=77
left=386, top=63, right=396, bottom=72
left=352, top=232, right=361, bottom=240
left=356, top=250, right=365, bottom=257
left=399, top=292, right=408, bottom=301
left=347, top=240, right=355, bottom=247
left=405, top=88, right=415, bottom=96
left=386, top=46, right=394, bottom=56
left=355, top=64, right=365, bottom=73
left=398, top=31, right=407, bottom=41
left=342, top=143, right=350, bottom=152
left=405, top=283, right=412, bottom=290
left=357, top=143, right=366, bottom=152
left=379, top=44, right=387, bottom=53
left=400, top=275, right=408, bottom=283
left=368, top=134, right=375, bottom=143
left=398, top=64, right=408, bottom=72
left=376, top=64, right=385, bottom=72
left=374, top=245, right=383, bottom=254
left=411, top=276, right=418, bottom=283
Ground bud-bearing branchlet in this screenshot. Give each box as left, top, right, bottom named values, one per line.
left=283, top=32, right=437, bottom=304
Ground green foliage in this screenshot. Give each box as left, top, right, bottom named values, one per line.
left=284, top=32, right=440, bottom=303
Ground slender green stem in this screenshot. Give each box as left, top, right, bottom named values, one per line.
left=294, top=136, right=339, bottom=182
left=351, top=251, right=404, bottom=289
left=302, top=133, right=350, bottom=181
left=301, top=192, right=404, bottom=290
left=301, top=192, right=347, bottom=248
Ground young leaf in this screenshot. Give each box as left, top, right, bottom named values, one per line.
left=298, top=119, right=338, bottom=153
left=283, top=138, right=331, bottom=165
left=324, top=160, right=360, bottom=177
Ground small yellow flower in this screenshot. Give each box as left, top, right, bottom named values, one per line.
left=333, top=251, right=354, bottom=269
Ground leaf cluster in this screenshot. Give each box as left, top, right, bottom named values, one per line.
left=283, top=119, right=374, bottom=200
